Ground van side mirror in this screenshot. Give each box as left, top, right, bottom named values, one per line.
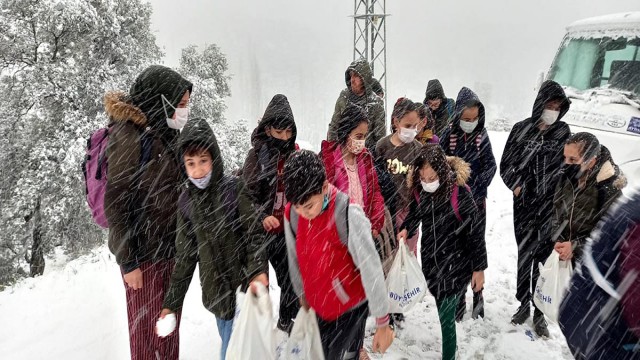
left=534, top=71, right=545, bottom=92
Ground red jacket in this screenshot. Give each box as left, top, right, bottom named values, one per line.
left=284, top=187, right=367, bottom=321
left=320, top=141, right=385, bottom=233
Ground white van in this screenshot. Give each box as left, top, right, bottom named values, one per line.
left=546, top=12, right=640, bottom=187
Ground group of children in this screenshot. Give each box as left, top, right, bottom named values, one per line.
left=104, top=62, right=628, bottom=360
left=103, top=62, right=493, bottom=360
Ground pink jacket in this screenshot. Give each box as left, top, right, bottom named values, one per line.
left=320, top=141, right=385, bottom=232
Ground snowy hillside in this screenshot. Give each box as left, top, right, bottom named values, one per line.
left=1, top=132, right=579, bottom=359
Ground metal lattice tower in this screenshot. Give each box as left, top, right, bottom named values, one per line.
left=353, top=0, right=388, bottom=112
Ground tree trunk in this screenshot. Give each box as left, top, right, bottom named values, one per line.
left=29, top=197, right=45, bottom=277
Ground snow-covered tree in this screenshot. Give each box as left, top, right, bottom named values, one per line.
left=0, top=0, right=162, bottom=284
left=178, top=44, right=251, bottom=173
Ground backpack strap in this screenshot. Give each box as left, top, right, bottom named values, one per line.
left=451, top=184, right=474, bottom=222
left=289, top=204, right=298, bottom=236
left=451, top=186, right=462, bottom=222
left=475, top=133, right=482, bottom=153
left=288, top=191, right=349, bottom=245
left=139, top=129, right=155, bottom=170
left=334, top=191, right=350, bottom=246
left=94, top=128, right=111, bottom=181
left=413, top=189, right=421, bottom=204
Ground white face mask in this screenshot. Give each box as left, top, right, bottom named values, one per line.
left=162, top=94, right=189, bottom=130
left=188, top=171, right=212, bottom=189
left=541, top=109, right=560, bottom=125
left=167, top=107, right=189, bottom=130
left=421, top=179, right=440, bottom=193
left=398, top=127, right=418, bottom=144
left=348, top=137, right=366, bottom=155
left=459, top=120, right=478, bottom=134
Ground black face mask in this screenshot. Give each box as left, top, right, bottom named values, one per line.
left=268, top=136, right=294, bottom=152
left=563, top=164, right=583, bottom=182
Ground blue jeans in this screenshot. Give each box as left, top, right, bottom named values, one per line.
left=216, top=317, right=234, bottom=360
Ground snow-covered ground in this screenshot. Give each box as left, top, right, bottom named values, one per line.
left=0, top=131, right=579, bottom=359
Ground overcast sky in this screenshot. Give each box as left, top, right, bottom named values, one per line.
left=148, top=0, right=639, bottom=147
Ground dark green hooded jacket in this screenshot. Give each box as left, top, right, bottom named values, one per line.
left=551, top=145, right=627, bottom=262
left=104, top=65, right=192, bottom=273
left=162, top=118, right=268, bottom=320
left=327, top=59, right=386, bottom=150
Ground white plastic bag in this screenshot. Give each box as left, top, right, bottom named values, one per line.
left=385, top=238, right=429, bottom=313
left=285, top=308, right=325, bottom=360
left=227, top=282, right=276, bottom=360
left=533, top=251, right=574, bottom=322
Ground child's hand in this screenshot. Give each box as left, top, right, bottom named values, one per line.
left=396, top=230, right=408, bottom=243
left=471, top=271, right=485, bottom=292
left=372, top=325, right=394, bottom=353
left=124, top=268, right=143, bottom=290
left=262, top=216, right=280, bottom=231
left=514, top=186, right=522, bottom=197
left=159, top=308, right=173, bottom=319
left=554, top=241, right=573, bottom=261
left=250, top=273, right=269, bottom=295
left=156, top=310, right=176, bottom=338
left=372, top=229, right=380, bottom=238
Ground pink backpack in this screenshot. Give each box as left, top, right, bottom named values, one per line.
left=413, top=184, right=472, bottom=222
left=82, top=125, right=153, bottom=228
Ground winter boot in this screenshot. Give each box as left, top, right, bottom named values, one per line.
left=456, top=295, right=466, bottom=322
left=533, top=309, right=550, bottom=338
left=510, top=303, right=530, bottom=325
left=472, top=290, right=485, bottom=319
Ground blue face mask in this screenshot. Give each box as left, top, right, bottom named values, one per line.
left=188, top=171, right=212, bottom=189
left=321, top=192, right=329, bottom=211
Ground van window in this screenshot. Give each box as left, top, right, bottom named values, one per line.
left=549, top=37, right=640, bottom=96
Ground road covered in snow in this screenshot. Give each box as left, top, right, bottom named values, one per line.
left=0, top=131, right=606, bottom=360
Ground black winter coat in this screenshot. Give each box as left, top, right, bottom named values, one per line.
left=440, top=87, right=497, bottom=202
left=402, top=158, right=488, bottom=299
left=242, top=94, right=298, bottom=223
left=500, top=80, right=571, bottom=225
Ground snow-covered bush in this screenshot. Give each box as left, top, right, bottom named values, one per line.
left=0, top=0, right=162, bottom=284
left=178, top=44, right=251, bottom=173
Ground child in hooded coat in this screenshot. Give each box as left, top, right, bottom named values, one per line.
left=104, top=65, right=192, bottom=360
left=500, top=80, right=571, bottom=336
left=160, top=118, right=268, bottom=360
left=440, top=87, right=497, bottom=320
left=241, top=94, right=300, bottom=333
left=320, top=103, right=385, bottom=236
left=397, top=144, right=487, bottom=360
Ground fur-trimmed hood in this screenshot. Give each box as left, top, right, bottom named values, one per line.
left=408, top=155, right=471, bottom=190
left=104, top=91, right=148, bottom=127
left=447, top=156, right=471, bottom=186
left=582, top=145, right=628, bottom=190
